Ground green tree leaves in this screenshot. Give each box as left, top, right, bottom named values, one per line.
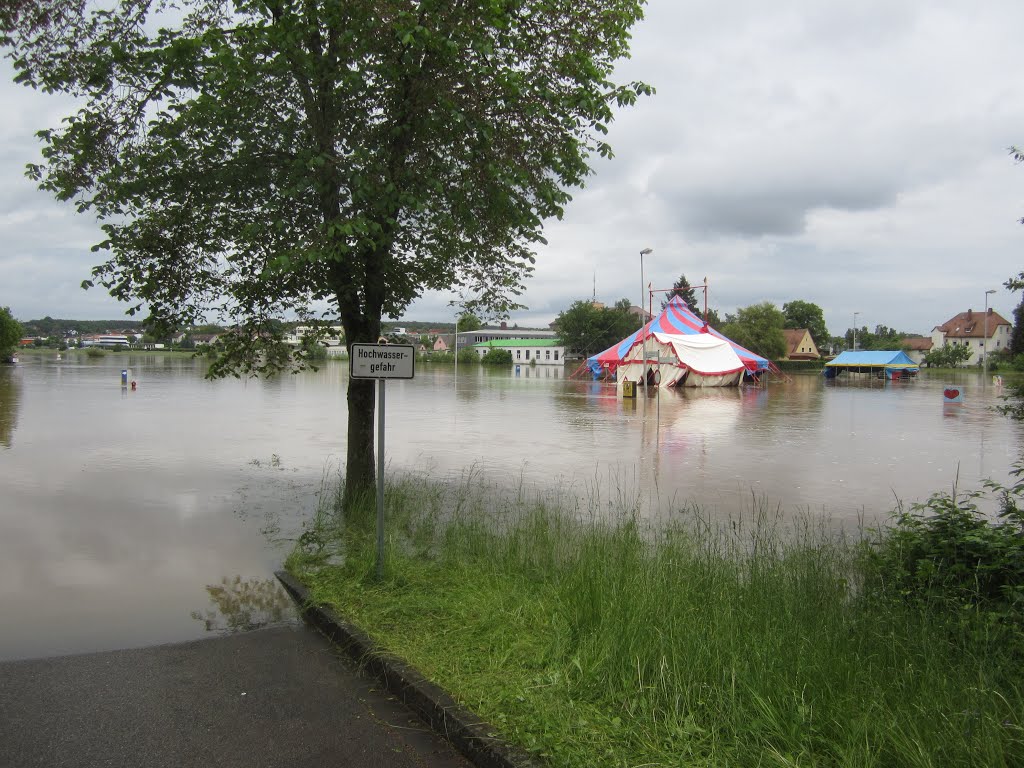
left=4, top=0, right=649, bottom=500
left=662, top=274, right=700, bottom=314
left=554, top=299, right=638, bottom=358
left=456, top=312, right=483, bottom=333
left=720, top=302, right=787, bottom=360
left=0, top=307, right=23, bottom=360
left=923, top=343, right=973, bottom=368
left=782, top=300, right=829, bottom=349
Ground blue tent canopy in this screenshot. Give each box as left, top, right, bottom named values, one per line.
left=823, top=350, right=919, bottom=379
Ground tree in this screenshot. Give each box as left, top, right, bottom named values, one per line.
left=662, top=274, right=700, bottom=313
left=923, top=344, right=973, bottom=369
left=554, top=299, right=637, bottom=358
left=782, top=300, right=828, bottom=349
left=843, top=324, right=911, bottom=351
left=1011, top=299, right=1024, bottom=357
left=1005, top=273, right=1024, bottom=356
left=3, top=1, right=650, bottom=507
left=0, top=307, right=23, bottom=360
left=719, top=302, right=787, bottom=360
left=456, top=312, right=483, bottom=334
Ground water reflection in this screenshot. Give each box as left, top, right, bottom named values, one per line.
left=510, top=364, right=564, bottom=379
left=0, top=367, right=20, bottom=448
left=190, top=576, right=297, bottom=633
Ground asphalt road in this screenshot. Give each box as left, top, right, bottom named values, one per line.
left=0, top=624, right=472, bottom=768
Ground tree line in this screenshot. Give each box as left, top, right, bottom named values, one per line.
left=555, top=270, right=1024, bottom=368
left=552, top=273, right=911, bottom=361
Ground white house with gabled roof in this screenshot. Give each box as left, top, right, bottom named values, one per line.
left=931, top=308, right=1012, bottom=365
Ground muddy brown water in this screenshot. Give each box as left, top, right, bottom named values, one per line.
left=1, top=353, right=1019, bottom=659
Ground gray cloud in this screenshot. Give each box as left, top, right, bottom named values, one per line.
left=3, top=0, right=1024, bottom=336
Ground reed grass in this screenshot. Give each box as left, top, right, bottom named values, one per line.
left=287, top=473, right=1023, bottom=767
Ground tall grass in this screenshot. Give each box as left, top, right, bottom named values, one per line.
left=287, top=473, right=1023, bottom=767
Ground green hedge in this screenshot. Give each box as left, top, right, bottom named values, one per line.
left=772, top=359, right=826, bottom=372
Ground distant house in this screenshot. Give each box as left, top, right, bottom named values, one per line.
left=433, top=334, right=454, bottom=352
left=782, top=329, right=820, bottom=361
left=931, top=308, right=1011, bottom=365
left=900, top=337, right=933, bottom=365
left=472, top=338, right=566, bottom=365
left=191, top=333, right=220, bottom=346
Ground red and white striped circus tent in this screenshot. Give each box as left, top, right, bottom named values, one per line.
left=585, top=296, right=772, bottom=388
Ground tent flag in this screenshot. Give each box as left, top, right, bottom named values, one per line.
left=586, top=296, right=770, bottom=379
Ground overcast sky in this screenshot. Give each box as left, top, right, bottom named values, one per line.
left=2, top=0, right=1022, bottom=338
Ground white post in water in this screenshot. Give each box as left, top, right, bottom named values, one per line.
left=376, top=377, right=386, bottom=578
left=350, top=342, right=416, bottom=580
left=639, top=247, right=653, bottom=391
left=983, top=288, right=996, bottom=385
left=655, top=352, right=662, bottom=435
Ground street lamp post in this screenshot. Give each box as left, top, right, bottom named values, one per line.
left=984, top=289, right=996, bottom=381
left=853, top=312, right=860, bottom=351
left=640, top=248, right=653, bottom=390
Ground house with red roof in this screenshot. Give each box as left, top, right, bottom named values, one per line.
left=930, top=308, right=1011, bottom=365
left=900, top=337, right=934, bottom=365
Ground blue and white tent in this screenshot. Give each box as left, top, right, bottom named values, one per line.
left=823, top=350, right=919, bottom=379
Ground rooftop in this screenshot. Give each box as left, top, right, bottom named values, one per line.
left=934, top=308, right=1011, bottom=338
left=472, top=339, right=563, bottom=348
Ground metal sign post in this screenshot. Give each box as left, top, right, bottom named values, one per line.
left=350, top=343, right=415, bottom=579
left=655, top=353, right=661, bottom=434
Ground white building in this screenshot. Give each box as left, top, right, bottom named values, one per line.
left=287, top=325, right=345, bottom=346
left=81, top=334, right=130, bottom=348
left=472, top=338, right=566, bottom=365
left=455, top=324, right=556, bottom=352
left=930, top=308, right=1012, bottom=365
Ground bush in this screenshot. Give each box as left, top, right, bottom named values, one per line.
left=923, top=344, right=973, bottom=368
left=863, top=467, right=1024, bottom=637
left=300, top=343, right=328, bottom=362
left=480, top=348, right=512, bottom=365
left=772, top=359, right=825, bottom=372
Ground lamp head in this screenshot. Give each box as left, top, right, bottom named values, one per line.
left=639, top=247, right=653, bottom=255
left=986, top=289, right=997, bottom=295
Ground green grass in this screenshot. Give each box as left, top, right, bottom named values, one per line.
left=287, top=474, right=1024, bottom=767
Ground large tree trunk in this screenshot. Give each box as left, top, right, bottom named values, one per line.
left=336, top=275, right=382, bottom=517
left=343, top=375, right=376, bottom=516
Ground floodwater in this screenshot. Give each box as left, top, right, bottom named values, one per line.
left=1, top=353, right=1020, bottom=660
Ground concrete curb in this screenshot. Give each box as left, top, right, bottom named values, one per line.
left=275, top=570, right=544, bottom=768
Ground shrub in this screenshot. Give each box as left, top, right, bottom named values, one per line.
left=480, top=348, right=512, bottom=365
left=301, top=343, right=328, bottom=362
left=863, top=467, right=1024, bottom=641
